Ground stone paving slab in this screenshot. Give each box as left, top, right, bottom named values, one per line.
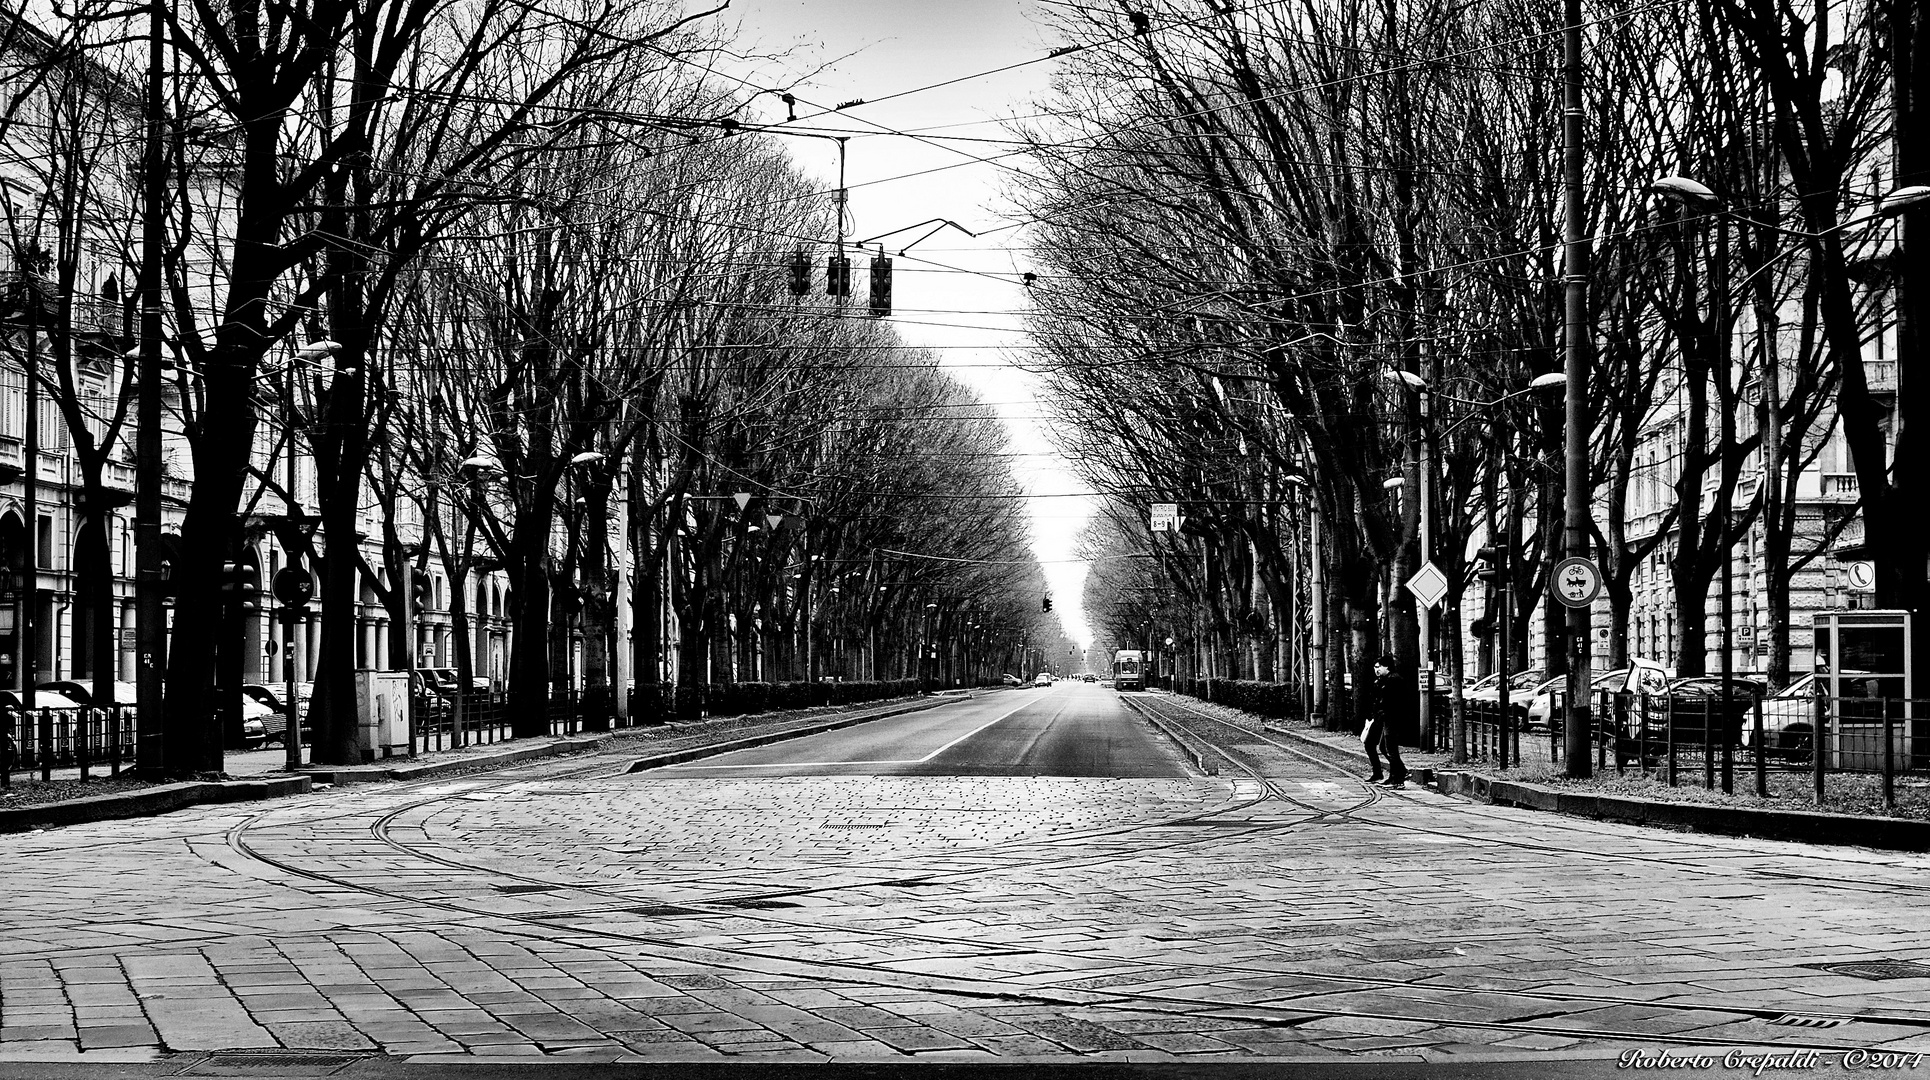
left=5, top=708, right=1930, bottom=1073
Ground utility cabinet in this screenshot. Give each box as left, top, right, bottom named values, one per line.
left=354, top=670, right=412, bottom=762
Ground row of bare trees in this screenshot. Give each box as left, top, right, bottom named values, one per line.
left=1015, top=0, right=1919, bottom=724
left=1, top=0, right=1054, bottom=774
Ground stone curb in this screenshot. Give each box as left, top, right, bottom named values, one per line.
left=0, top=693, right=970, bottom=831
left=304, top=735, right=610, bottom=785
left=626, top=695, right=955, bottom=772
left=1254, top=718, right=1930, bottom=851
left=1429, top=768, right=1930, bottom=851
left=0, top=775, right=311, bottom=833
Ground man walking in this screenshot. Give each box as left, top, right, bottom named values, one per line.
left=1364, top=654, right=1409, bottom=788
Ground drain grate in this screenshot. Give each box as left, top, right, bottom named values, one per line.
left=715, top=898, right=800, bottom=910
left=1806, top=959, right=1930, bottom=981
left=495, top=883, right=563, bottom=894
left=625, top=904, right=707, bottom=917
left=1769, top=1014, right=1846, bottom=1028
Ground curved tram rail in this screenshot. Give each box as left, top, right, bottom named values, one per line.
left=184, top=695, right=1930, bottom=1058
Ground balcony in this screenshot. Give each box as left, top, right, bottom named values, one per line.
left=1867, top=360, right=1897, bottom=398
left=1821, top=472, right=1859, bottom=498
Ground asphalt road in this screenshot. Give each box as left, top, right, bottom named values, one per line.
left=661, top=681, right=1194, bottom=778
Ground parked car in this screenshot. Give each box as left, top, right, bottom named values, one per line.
left=1746, top=673, right=1826, bottom=760
left=412, top=668, right=491, bottom=701
left=245, top=683, right=314, bottom=745
left=37, top=680, right=140, bottom=707
left=1, top=689, right=86, bottom=712
left=1001, top=673, right=1022, bottom=687
left=29, top=681, right=267, bottom=750
left=1458, top=669, right=1544, bottom=725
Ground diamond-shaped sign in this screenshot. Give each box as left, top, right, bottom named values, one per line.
left=1405, top=561, right=1448, bottom=609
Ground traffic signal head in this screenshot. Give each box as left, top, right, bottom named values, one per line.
left=868, top=252, right=892, bottom=317
left=826, top=254, right=851, bottom=297
left=1042, top=595, right=1053, bottom=612
left=788, top=249, right=811, bottom=296
left=411, top=569, right=432, bottom=612
left=1474, top=545, right=1504, bottom=583
left=222, top=559, right=262, bottom=613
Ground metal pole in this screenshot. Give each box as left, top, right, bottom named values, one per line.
left=24, top=274, right=40, bottom=778
left=1418, top=384, right=1434, bottom=747
left=283, top=355, right=302, bottom=774
left=1310, top=496, right=1325, bottom=722
left=1717, top=217, right=1736, bottom=795
left=1560, top=0, right=1594, bottom=778
left=135, top=0, right=167, bottom=774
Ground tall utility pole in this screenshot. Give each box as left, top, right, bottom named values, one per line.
left=135, top=0, right=167, bottom=774
left=1560, top=0, right=1594, bottom=778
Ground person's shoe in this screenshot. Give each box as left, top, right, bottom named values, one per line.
left=1367, top=776, right=1384, bottom=785
left=1386, top=776, right=1407, bottom=789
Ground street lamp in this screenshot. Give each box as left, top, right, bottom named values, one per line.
left=276, top=339, right=338, bottom=772
left=923, top=602, right=939, bottom=690
left=1380, top=371, right=1567, bottom=753
left=1649, top=176, right=1923, bottom=790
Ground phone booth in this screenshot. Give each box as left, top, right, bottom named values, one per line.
left=1810, top=610, right=1915, bottom=770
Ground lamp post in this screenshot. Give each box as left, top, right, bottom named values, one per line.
left=277, top=340, right=337, bottom=772
left=923, top=602, right=938, bottom=691
left=1380, top=371, right=1566, bottom=753
left=1648, top=176, right=1927, bottom=785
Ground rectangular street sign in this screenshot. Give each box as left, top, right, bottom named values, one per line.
left=1150, top=503, right=1180, bottom=533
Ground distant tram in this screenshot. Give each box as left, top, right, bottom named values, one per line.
left=1112, top=649, right=1146, bottom=692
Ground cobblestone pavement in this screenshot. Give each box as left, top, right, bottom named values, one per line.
left=4, top=713, right=1930, bottom=1074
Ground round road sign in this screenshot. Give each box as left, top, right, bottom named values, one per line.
left=1551, top=557, right=1603, bottom=608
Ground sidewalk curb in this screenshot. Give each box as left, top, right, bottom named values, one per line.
left=1255, top=719, right=1930, bottom=852
left=304, top=736, right=609, bottom=785
left=626, top=696, right=954, bottom=772
left=0, top=775, right=311, bottom=833
left=1429, top=768, right=1930, bottom=851
left=0, top=693, right=967, bottom=831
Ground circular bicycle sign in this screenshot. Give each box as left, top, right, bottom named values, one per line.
left=1551, top=557, right=1603, bottom=608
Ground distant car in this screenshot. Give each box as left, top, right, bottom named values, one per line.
left=1001, top=673, right=1022, bottom=687
left=1033, top=673, right=1052, bottom=687
left=1083, top=672, right=1096, bottom=683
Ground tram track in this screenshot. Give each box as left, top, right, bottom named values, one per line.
left=1126, top=691, right=1930, bottom=896
left=185, top=692, right=1930, bottom=1056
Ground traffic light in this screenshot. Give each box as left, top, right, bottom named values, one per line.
left=411, top=569, right=432, bottom=614
left=826, top=253, right=851, bottom=297
left=1042, top=594, right=1053, bottom=612
left=1474, top=545, right=1506, bottom=584
left=868, top=251, right=892, bottom=317
left=788, top=249, right=811, bottom=296
left=222, top=559, right=261, bottom=613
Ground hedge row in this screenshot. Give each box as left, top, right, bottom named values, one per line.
left=625, top=679, right=928, bottom=722
left=1175, top=678, right=1305, bottom=722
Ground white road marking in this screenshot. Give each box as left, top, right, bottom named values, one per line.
left=666, top=697, right=1039, bottom=770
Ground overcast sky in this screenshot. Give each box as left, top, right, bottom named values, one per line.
left=723, top=0, right=1099, bottom=650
